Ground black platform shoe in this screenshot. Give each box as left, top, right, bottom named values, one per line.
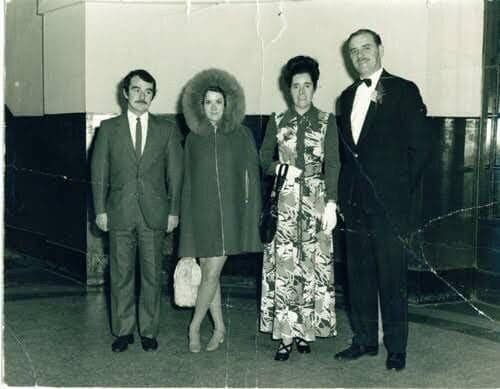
left=294, top=337, right=311, bottom=354
left=274, top=341, right=293, bottom=361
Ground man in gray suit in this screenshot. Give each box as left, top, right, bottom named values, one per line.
left=91, top=69, right=183, bottom=352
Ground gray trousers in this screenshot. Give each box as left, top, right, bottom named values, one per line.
left=109, top=207, right=164, bottom=338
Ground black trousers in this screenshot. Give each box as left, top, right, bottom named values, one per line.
left=344, top=205, right=408, bottom=353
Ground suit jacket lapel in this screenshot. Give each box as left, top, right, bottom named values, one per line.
left=357, top=70, right=391, bottom=145
left=357, top=100, right=378, bottom=145
left=117, top=114, right=137, bottom=162
left=342, top=85, right=357, bottom=148
left=139, top=113, right=160, bottom=168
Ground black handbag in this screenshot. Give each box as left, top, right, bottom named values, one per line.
left=259, top=164, right=289, bottom=244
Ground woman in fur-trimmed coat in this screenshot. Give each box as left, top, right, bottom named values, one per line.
left=179, top=68, right=262, bottom=353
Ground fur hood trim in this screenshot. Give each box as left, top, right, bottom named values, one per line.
left=182, top=68, right=246, bottom=135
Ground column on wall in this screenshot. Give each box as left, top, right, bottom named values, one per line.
left=38, top=2, right=88, bottom=281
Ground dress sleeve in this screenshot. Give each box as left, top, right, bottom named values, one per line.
left=324, top=113, right=341, bottom=202
left=165, top=124, right=184, bottom=216
left=259, top=113, right=280, bottom=176
left=178, top=134, right=194, bottom=256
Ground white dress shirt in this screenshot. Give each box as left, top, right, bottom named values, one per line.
left=127, top=110, right=149, bottom=154
left=350, top=67, right=383, bottom=144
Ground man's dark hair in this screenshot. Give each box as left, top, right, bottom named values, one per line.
left=347, top=29, right=383, bottom=46
left=283, top=55, right=320, bottom=90
left=122, top=69, right=157, bottom=97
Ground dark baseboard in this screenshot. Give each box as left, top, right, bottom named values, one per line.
left=474, top=269, right=500, bottom=306
left=45, top=241, right=87, bottom=283
left=5, top=226, right=47, bottom=261
left=5, top=226, right=87, bottom=283
left=334, top=259, right=475, bottom=305
left=408, top=268, right=474, bottom=304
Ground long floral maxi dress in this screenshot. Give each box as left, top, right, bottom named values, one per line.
left=260, top=107, right=337, bottom=341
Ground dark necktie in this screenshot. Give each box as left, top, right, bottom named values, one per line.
left=356, top=78, right=372, bottom=87
left=135, top=117, right=142, bottom=159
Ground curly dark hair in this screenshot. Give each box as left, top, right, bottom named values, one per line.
left=283, top=56, right=320, bottom=90
left=122, top=69, right=157, bottom=98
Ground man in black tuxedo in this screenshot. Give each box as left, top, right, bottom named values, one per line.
left=334, top=29, right=432, bottom=370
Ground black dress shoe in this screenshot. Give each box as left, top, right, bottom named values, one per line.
left=274, top=341, right=293, bottom=361
left=112, top=335, right=134, bottom=352
left=334, top=344, right=378, bottom=360
left=141, top=337, right=158, bottom=351
left=294, top=337, right=311, bottom=354
left=386, top=352, right=406, bottom=371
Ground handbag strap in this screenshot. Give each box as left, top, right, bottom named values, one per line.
left=272, top=163, right=289, bottom=196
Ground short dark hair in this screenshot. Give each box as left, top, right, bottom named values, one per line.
left=347, top=29, right=382, bottom=46
left=202, top=86, right=226, bottom=106
left=283, top=55, right=320, bottom=90
left=122, top=69, right=157, bottom=98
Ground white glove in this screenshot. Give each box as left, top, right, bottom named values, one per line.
left=275, top=164, right=302, bottom=181
left=167, top=215, right=179, bottom=233
left=95, top=213, right=109, bottom=232
left=322, top=201, right=338, bottom=232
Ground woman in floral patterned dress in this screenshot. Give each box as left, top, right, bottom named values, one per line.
left=259, top=56, right=341, bottom=361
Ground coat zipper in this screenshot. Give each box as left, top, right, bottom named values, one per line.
left=214, top=128, right=226, bottom=255
left=245, top=169, right=249, bottom=204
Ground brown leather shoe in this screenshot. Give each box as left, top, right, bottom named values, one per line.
left=334, top=344, right=378, bottom=360
left=111, top=335, right=134, bottom=352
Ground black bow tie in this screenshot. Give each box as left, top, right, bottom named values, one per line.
left=356, top=78, right=372, bottom=87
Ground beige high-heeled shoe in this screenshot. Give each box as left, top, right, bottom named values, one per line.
left=206, top=329, right=225, bottom=351
left=188, top=327, right=201, bottom=353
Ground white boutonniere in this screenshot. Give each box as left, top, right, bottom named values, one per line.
left=370, top=84, right=385, bottom=104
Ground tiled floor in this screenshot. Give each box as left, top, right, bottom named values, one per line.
left=3, top=250, right=500, bottom=387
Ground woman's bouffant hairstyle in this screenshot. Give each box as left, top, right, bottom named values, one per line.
left=283, top=56, right=320, bottom=90
left=182, top=68, right=245, bottom=135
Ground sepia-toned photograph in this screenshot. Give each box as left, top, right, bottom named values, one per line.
left=3, top=0, right=500, bottom=387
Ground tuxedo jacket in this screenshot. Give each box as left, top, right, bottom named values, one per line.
left=337, top=70, right=432, bottom=231
left=91, top=113, right=183, bottom=230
